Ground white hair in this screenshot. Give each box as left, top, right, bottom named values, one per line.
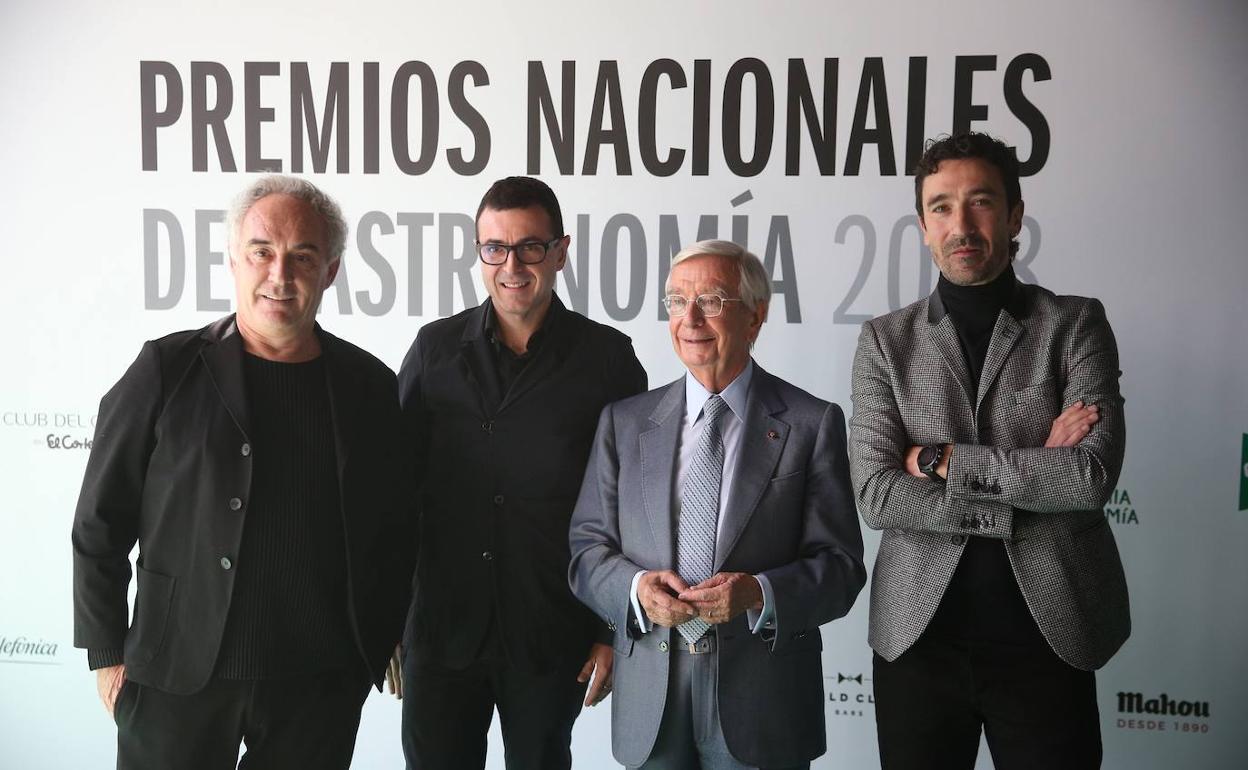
left=668, top=239, right=772, bottom=311
left=226, top=175, right=348, bottom=263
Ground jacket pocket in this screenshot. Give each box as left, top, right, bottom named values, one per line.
left=770, top=628, right=823, bottom=656
left=124, top=566, right=175, bottom=665
left=1012, top=377, right=1057, bottom=405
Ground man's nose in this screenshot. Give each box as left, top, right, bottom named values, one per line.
left=953, top=205, right=975, bottom=236
left=500, top=247, right=527, bottom=273
left=269, top=252, right=294, bottom=282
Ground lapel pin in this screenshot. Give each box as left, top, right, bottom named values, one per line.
left=767, top=430, right=779, bottom=440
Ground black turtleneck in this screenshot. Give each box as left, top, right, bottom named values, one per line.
left=927, top=263, right=1046, bottom=647
left=937, top=264, right=1016, bottom=394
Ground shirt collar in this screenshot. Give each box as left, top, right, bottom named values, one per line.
left=483, top=294, right=562, bottom=355
left=684, top=360, right=753, bottom=427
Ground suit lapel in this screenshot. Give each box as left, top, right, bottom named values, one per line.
left=199, top=318, right=251, bottom=440
left=639, top=380, right=684, bottom=569
left=926, top=291, right=975, bottom=408
left=976, top=311, right=1024, bottom=413
left=715, top=368, right=787, bottom=572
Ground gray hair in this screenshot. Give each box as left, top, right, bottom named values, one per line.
left=226, top=175, right=348, bottom=263
left=669, top=239, right=772, bottom=313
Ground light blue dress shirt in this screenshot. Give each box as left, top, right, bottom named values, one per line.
left=629, top=360, right=777, bottom=636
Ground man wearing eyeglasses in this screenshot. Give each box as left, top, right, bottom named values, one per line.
left=569, top=240, right=865, bottom=769
left=395, top=176, right=647, bottom=769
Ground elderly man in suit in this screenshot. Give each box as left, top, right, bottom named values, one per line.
left=72, top=176, right=413, bottom=769
left=396, top=176, right=647, bottom=769
left=570, top=239, right=865, bottom=769
left=849, top=132, right=1130, bottom=769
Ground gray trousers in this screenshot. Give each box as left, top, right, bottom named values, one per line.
left=634, top=630, right=809, bottom=770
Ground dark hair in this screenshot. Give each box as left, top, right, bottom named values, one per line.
left=913, top=132, right=1023, bottom=257
left=475, top=176, right=564, bottom=239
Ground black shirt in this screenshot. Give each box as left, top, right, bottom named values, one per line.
left=483, top=298, right=559, bottom=395
left=214, top=354, right=357, bottom=679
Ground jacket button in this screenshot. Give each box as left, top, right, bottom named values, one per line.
left=493, top=495, right=504, bottom=505
left=220, top=557, right=233, bottom=570
left=482, top=421, right=493, bottom=433
left=659, top=641, right=669, bottom=652
left=991, top=484, right=1001, bottom=494
left=959, top=518, right=971, bottom=529
left=228, top=497, right=243, bottom=511
left=970, top=481, right=982, bottom=492
left=240, top=443, right=251, bottom=457
left=951, top=534, right=966, bottom=545
left=481, top=551, right=493, bottom=561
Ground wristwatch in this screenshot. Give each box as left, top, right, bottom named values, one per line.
left=917, top=444, right=945, bottom=481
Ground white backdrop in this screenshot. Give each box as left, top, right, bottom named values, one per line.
left=2, top=1, right=1246, bottom=767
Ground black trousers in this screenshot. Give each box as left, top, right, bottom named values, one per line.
left=400, top=642, right=588, bottom=770
left=872, top=634, right=1102, bottom=770
left=114, top=669, right=371, bottom=770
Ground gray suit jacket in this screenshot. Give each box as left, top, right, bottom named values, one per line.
left=849, top=281, right=1130, bottom=671
left=569, top=364, right=865, bottom=767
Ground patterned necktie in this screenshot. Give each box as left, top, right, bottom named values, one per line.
left=676, top=394, right=729, bottom=645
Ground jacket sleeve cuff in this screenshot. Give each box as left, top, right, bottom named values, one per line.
left=746, top=573, right=777, bottom=635
left=88, top=648, right=124, bottom=670
left=629, top=570, right=651, bottom=634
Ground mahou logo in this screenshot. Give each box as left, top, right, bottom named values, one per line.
left=1116, top=691, right=1211, bottom=735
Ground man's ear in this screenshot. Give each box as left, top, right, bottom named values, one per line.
left=1008, top=199, right=1025, bottom=238
left=552, top=234, right=570, bottom=270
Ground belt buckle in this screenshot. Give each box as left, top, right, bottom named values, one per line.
left=686, top=634, right=715, bottom=655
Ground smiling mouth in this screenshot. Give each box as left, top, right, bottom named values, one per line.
left=261, top=294, right=295, bottom=302
left=499, top=280, right=531, bottom=290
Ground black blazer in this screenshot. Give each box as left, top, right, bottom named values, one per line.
left=72, top=316, right=414, bottom=695
left=399, top=297, right=646, bottom=673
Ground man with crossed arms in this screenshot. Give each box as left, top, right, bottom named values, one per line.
left=850, top=132, right=1129, bottom=769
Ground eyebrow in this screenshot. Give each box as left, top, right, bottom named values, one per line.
left=481, top=235, right=549, bottom=243
left=924, top=187, right=1001, bottom=207
left=246, top=238, right=321, bottom=251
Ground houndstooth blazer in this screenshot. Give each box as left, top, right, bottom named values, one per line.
left=849, top=280, right=1129, bottom=671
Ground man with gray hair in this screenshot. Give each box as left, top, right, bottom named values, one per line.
left=569, top=240, right=865, bottom=768
left=72, top=175, right=413, bottom=769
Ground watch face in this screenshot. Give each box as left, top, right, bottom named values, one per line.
left=918, top=445, right=939, bottom=469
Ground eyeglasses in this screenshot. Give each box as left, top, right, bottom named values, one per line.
left=662, top=293, right=745, bottom=318
left=475, top=237, right=563, bottom=265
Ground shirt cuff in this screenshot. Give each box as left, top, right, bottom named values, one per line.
left=88, top=648, right=124, bottom=670
left=746, top=574, right=776, bottom=635
left=629, top=570, right=652, bottom=634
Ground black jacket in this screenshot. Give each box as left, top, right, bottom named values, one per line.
left=72, top=316, right=414, bottom=694
left=399, top=297, right=646, bottom=672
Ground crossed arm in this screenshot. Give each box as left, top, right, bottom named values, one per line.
left=850, top=299, right=1126, bottom=538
